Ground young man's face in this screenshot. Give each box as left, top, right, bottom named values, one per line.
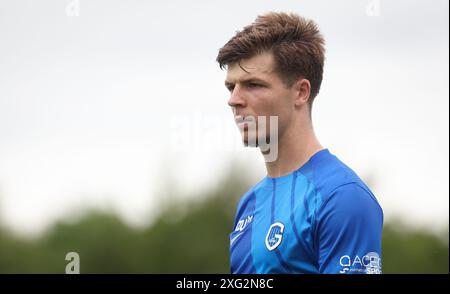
left=225, top=52, right=296, bottom=147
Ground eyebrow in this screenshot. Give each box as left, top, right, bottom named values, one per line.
left=224, top=77, right=269, bottom=87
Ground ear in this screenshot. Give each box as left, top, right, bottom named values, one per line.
left=293, top=78, right=311, bottom=107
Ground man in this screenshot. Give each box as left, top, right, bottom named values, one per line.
left=216, top=12, right=383, bottom=274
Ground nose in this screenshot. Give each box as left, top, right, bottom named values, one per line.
left=228, top=85, right=247, bottom=108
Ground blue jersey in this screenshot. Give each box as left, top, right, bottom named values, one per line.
left=230, top=149, right=383, bottom=274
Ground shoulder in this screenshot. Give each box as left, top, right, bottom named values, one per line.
left=298, top=150, right=382, bottom=216
left=318, top=183, right=383, bottom=219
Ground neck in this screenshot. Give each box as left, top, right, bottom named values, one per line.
left=262, top=120, right=323, bottom=178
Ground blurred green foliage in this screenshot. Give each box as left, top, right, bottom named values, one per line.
left=0, top=167, right=448, bottom=273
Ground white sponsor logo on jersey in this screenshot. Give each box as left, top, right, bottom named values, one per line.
left=230, top=215, right=253, bottom=246
left=339, top=252, right=382, bottom=274
left=234, top=215, right=253, bottom=232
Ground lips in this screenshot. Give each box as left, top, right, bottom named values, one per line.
left=234, top=115, right=255, bottom=124
left=235, top=115, right=256, bottom=129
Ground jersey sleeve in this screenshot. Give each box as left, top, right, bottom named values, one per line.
left=314, top=183, right=383, bottom=274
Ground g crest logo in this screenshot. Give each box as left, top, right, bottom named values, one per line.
left=265, top=222, right=284, bottom=251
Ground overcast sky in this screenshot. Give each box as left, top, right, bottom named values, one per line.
left=0, top=0, right=448, bottom=236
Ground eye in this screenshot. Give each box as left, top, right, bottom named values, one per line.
left=247, top=83, right=262, bottom=89
left=225, top=83, right=235, bottom=92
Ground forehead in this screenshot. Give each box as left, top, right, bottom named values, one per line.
left=225, top=52, right=276, bottom=83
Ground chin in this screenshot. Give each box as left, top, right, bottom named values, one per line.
left=242, top=134, right=271, bottom=148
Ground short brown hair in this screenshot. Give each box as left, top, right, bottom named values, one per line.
left=216, top=12, right=325, bottom=105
